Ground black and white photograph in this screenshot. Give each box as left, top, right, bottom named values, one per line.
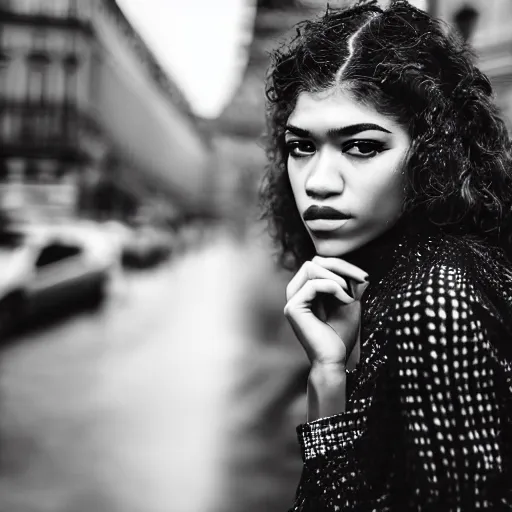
left=0, top=1, right=510, bottom=511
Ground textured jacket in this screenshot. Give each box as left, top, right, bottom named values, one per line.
left=289, top=228, right=512, bottom=511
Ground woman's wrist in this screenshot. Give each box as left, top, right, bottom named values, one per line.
left=307, top=362, right=347, bottom=421
left=310, top=361, right=347, bottom=377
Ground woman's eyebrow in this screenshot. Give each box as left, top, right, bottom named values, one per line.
left=285, top=123, right=392, bottom=137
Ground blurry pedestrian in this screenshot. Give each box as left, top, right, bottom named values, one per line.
left=260, top=0, right=512, bottom=509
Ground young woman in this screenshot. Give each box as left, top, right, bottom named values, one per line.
left=260, top=0, right=512, bottom=509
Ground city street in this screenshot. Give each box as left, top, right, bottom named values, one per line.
left=0, top=229, right=307, bottom=512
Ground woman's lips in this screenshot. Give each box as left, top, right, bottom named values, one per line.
left=305, top=218, right=351, bottom=231
left=303, top=205, right=351, bottom=221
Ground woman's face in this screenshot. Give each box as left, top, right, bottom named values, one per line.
left=285, top=87, right=411, bottom=258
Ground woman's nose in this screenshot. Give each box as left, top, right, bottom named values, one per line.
left=305, top=149, right=344, bottom=199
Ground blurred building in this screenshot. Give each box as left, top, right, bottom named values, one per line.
left=436, top=0, right=512, bottom=132
left=0, top=0, right=214, bottom=226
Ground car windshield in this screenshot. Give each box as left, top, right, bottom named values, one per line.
left=0, top=231, right=25, bottom=249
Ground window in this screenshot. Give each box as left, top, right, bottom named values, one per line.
left=453, top=5, right=479, bottom=42
left=35, top=242, right=82, bottom=268
left=0, top=57, right=9, bottom=102
left=0, top=23, right=10, bottom=100
left=26, top=30, right=50, bottom=104
left=63, top=53, right=79, bottom=104
left=27, top=64, right=48, bottom=103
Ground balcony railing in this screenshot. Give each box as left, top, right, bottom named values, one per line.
left=0, top=101, right=99, bottom=159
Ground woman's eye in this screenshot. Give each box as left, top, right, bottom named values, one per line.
left=343, top=141, right=385, bottom=158
left=286, top=140, right=315, bottom=158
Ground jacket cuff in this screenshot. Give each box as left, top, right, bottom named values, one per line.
left=297, top=397, right=370, bottom=461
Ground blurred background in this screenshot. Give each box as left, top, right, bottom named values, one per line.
left=0, top=1, right=509, bottom=511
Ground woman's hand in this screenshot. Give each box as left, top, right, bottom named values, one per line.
left=284, top=256, right=369, bottom=369
left=285, top=256, right=369, bottom=420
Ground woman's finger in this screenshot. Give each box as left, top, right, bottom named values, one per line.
left=285, top=278, right=354, bottom=315
left=312, top=255, right=369, bottom=283
left=286, top=261, right=348, bottom=301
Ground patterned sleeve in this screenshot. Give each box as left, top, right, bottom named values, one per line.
left=289, top=396, right=384, bottom=512
left=388, top=262, right=512, bottom=508
left=288, top=261, right=512, bottom=511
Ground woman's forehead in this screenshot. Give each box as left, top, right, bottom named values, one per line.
left=286, top=88, right=395, bottom=133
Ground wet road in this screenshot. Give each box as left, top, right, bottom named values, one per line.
left=0, top=229, right=307, bottom=512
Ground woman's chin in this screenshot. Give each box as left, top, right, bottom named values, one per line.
left=313, top=238, right=362, bottom=258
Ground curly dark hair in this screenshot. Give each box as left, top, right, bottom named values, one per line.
left=259, top=0, right=512, bottom=271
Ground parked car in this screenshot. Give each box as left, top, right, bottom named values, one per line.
left=121, top=225, right=174, bottom=269
left=0, top=225, right=114, bottom=336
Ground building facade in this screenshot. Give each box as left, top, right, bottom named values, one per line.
left=0, top=0, right=213, bottom=225
left=436, top=0, right=512, bottom=132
